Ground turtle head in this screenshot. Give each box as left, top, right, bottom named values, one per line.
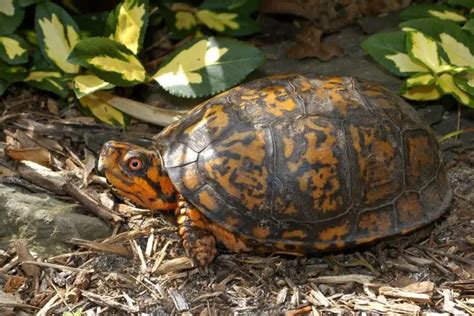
left=98, top=141, right=177, bottom=211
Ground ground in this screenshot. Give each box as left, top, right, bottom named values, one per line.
left=0, top=8, right=473, bottom=316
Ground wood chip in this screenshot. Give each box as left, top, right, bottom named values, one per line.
left=378, top=286, right=432, bottom=303
left=310, top=274, right=374, bottom=285
left=13, top=241, right=41, bottom=278
left=276, top=287, right=288, bottom=305
left=310, top=288, right=331, bottom=307
left=5, top=146, right=51, bottom=167
left=69, top=239, right=132, bottom=258
left=168, top=289, right=189, bottom=312
left=403, top=281, right=435, bottom=294
left=154, top=257, right=194, bottom=275
left=81, top=290, right=139, bottom=313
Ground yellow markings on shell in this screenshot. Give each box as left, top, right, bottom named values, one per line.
left=428, top=10, right=466, bottom=22
left=261, top=86, right=297, bottom=116
left=196, top=10, right=239, bottom=32
left=319, top=222, right=349, bottom=240
left=38, top=14, right=80, bottom=74
left=252, top=226, right=270, bottom=239
left=407, top=31, right=440, bottom=72
left=358, top=211, right=392, bottom=235
left=154, top=39, right=228, bottom=86
left=439, top=33, right=474, bottom=67
left=89, top=51, right=146, bottom=82
left=0, top=0, right=14, bottom=16
left=0, top=36, right=26, bottom=59
left=385, top=53, right=429, bottom=73
left=184, top=104, right=229, bottom=138
left=198, top=190, right=218, bottom=210
left=402, top=84, right=441, bottom=101
left=182, top=166, right=200, bottom=191
left=113, top=1, right=146, bottom=54
left=282, top=136, right=294, bottom=159
left=282, top=230, right=307, bottom=239
left=74, top=75, right=112, bottom=97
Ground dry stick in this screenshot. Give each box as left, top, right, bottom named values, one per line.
left=417, top=246, right=474, bottom=266
left=16, top=162, right=121, bottom=224
left=21, top=260, right=94, bottom=274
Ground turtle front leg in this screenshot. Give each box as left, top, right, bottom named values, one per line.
left=175, top=197, right=217, bottom=267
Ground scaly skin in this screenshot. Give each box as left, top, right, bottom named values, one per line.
left=98, top=141, right=218, bottom=266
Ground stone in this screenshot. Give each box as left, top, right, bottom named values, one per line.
left=0, top=184, right=111, bottom=257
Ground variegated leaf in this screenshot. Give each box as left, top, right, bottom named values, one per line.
left=406, top=31, right=442, bottom=72
left=153, top=36, right=264, bottom=97
left=437, top=73, right=474, bottom=107
left=0, top=60, right=27, bottom=82
left=362, top=32, right=428, bottom=76
left=73, top=74, right=114, bottom=98
left=0, top=0, right=25, bottom=35
left=0, top=35, right=28, bottom=64
left=454, top=72, right=474, bottom=96
left=110, top=0, right=148, bottom=54
left=405, top=73, right=435, bottom=88
left=78, top=92, right=128, bottom=127
left=401, top=84, right=442, bottom=101
left=25, top=70, right=69, bottom=98
left=35, top=2, right=80, bottom=74
left=401, top=4, right=466, bottom=22
left=68, top=37, right=147, bottom=87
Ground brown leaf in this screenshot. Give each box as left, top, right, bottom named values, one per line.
left=287, top=23, right=343, bottom=60
left=3, top=276, right=27, bottom=293
left=5, top=146, right=51, bottom=167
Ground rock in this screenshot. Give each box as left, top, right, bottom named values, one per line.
left=0, top=184, right=111, bottom=257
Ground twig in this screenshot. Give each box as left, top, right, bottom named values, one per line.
left=21, top=260, right=94, bottom=273
left=417, top=246, right=474, bottom=266
left=309, top=274, right=375, bottom=285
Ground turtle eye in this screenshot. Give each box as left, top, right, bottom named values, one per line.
left=128, top=158, right=143, bottom=171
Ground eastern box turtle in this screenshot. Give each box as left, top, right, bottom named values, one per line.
left=98, top=74, right=452, bottom=266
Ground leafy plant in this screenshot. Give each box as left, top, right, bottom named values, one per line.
left=362, top=1, right=474, bottom=107
left=0, top=0, right=264, bottom=126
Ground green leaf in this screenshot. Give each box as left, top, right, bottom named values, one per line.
left=160, top=6, right=197, bottom=39
left=174, top=11, right=197, bottom=31
left=0, top=35, right=28, bottom=64
left=110, top=0, right=149, bottom=54
left=400, top=19, right=474, bottom=67
left=200, top=0, right=261, bottom=15
left=454, top=71, right=474, bottom=95
left=19, top=0, right=46, bottom=7
left=35, top=2, right=81, bottom=74
left=0, top=60, right=28, bottom=82
left=437, top=73, right=474, bottom=107
left=0, top=79, right=9, bottom=96
left=401, top=4, right=466, bottom=22
left=75, top=11, right=110, bottom=37
left=401, top=84, right=442, bottom=101
left=463, top=19, right=474, bottom=34
left=362, top=31, right=428, bottom=76
left=68, top=37, right=147, bottom=87
left=73, top=74, right=114, bottom=98
left=25, top=69, right=69, bottom=98
left=448, top=0, right=474, bottom=9
left=78, top=92, right=128, bottom=127
left=220, top=15, right=260, bottom=37
left=406, top=31, right=442, bottom=72
left=152, top=36, right=265, bottom=98
left=0, top=0, right=25, bottom=35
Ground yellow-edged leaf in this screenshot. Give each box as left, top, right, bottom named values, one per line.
left=25, top=70, right=61, bottom=82
left=89, top=51, right=146, bottom=82
left=196, top=10, right=238, bottom=32
left=402, top=84, right=442, bottom=100
left=437, top=73, right=474, bottom=106
left=439, top=33, right=474, bottom=67
left=36, top=3, right=80, bottom=74
left=175, top=11, right=196, bottom=30
left=406, top=73, right=435, bottom=88
left=385, top=52, right=429, bottom=73
left=25, top=70, right=68, bottom=97
left=79, top=93, right=127, bottom=127
left=0, top=37, right=25, bottom=59
left=407, top=31, right=441, bottom=72
left=428, top=10, right=466, bottom=22
left=73, top=74, right=114, bottom=98
left=154, top=38, right=228, bottom=86
left=112, top=0, right=147, bottom=54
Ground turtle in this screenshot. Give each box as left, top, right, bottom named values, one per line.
left=98, top=74, right=452, bottom=267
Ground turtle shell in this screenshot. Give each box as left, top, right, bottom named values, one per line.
left=155, top=74, right=452, bottom=253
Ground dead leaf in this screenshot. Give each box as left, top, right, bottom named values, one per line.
left=5, top=146, right=51, bottom=167
left=287, top=23, right=343, bottom=60
left=3, top=276, right=27, bottom=293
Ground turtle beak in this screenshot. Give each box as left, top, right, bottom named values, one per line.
left=97, top=141, right=115, bottom=174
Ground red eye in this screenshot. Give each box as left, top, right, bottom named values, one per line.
left=128, top=158, right=143, bottom=171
